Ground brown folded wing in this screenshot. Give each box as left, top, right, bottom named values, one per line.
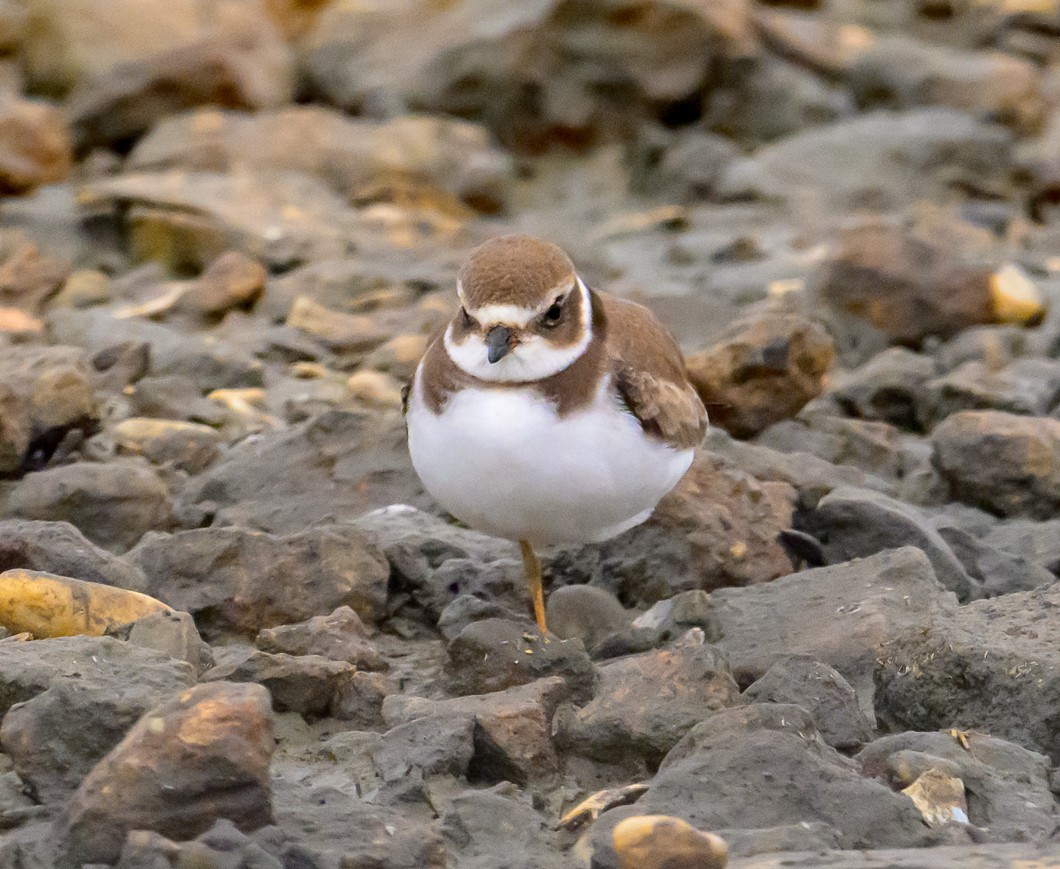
left=603, top=295, right=708, bottom=451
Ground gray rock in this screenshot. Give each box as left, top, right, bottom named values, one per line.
left=445, top=618, right=596, bottom=702
left=934, top=525, right=1055, bottom=597
left=632, top=589, right=718, bottom=641
left=717, top=109, right=1012, bottom=210
left=829, top=347, right=937, bottom=430
left=182, top=412, right=427, bottom=535
left=2, top=460, right=172, bottom=553
left=370, top=713, right=476, bottom=783
left=585, top=703, right=930, bottom=861
left=710, top=547, right=956, bottom=710
left=352, top=506, right=527, bottom=624
left=544, top=585, right=629, bottom=649
left=125, top=375, right=224, bottom=425
left=797, top=486, right=981, bottom=601
left=983, top=518, right=1060, bottom=575
left=437, top=593, right=532, bottom=641
left=127, top=524, right=389, bottom=639
left=875, top=583, right=1060, bottom=763
left=0, top=637, right=194, bottom=803
left=918, top=359, right=1060, bottom=428
left=384, top=678, right=567, bottom=787
left=744, top=655, right=874, bottom=749
left=109, top=609, right=212, bottom=674
left=442, top=786, right=563, bottom=869
left=557, top=630, right=742, bottom=765
left=931, top=410, right=1060, bottom=519
left=858, top=731, right=1056, bottom=843
left=0, top=519, right=147, bottom=591
left=48, top=308, right=264, bottom=391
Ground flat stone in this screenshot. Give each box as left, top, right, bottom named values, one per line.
left=797, top=486, right=981, bottom=601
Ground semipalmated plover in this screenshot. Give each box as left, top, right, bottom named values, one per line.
left=405, top=235, right=707, bottom=635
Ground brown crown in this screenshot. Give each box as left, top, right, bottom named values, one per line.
left=458, top=235, right=577, bottom=309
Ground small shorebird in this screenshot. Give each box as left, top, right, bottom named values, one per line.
left=404, top=235, right=707, bottom=635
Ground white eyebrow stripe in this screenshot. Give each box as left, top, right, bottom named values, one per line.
left=466, top=278, right=582, bottom=328
left=468, top=303, right=538, bottom=327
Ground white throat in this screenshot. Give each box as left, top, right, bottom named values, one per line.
left=444, top=278, right=593, bottom=382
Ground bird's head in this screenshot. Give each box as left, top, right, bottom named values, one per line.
left=444, top=235, right=593, bottom=382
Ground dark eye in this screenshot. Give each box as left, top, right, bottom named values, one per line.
left=542, top=301, right=563, bottom=326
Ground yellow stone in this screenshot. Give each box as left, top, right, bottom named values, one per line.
left=613, top=815, right=728, bottom=869
left=991, top=263, right=1045, bottom=325
left=0, top=569, right=171, bottom=638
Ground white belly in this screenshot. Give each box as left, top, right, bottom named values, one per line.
left=406, top=376, right=694, bottom=547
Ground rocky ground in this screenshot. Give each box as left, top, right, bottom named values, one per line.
left=0, top=0, right=1058, bottom=867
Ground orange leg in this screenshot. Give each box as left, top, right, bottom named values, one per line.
left=519, top=539, right=548, bottom=638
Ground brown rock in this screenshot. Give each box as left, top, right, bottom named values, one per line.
left=111, top=417, right=222, bottom=474
left=0, top=234, right=69, bottom=311
left=384, top=677, right=568, bottom=785
left=330, top=670, right=392, bottom=728
left=287, top=295, right=390, bottom=352
left=0, top=383, right=29, bottom=475
left=686, top=312, right=834, bottom=438
left=612, top=815, right=728, bottom=869
left=80, top=170, right=355, bottom=272
left=66, top=1, right=294, bottom=150
left=556, top=450, right=795, bottom=606
left=255, top=605, right=385, bottom=671
left=126, top=525, right=389, bottom=638
left=203, top=649, right=354, bottom=718
left=362, top=333, right=429, bottom=380
left=55, top=682, right=274, bottom=869
left=177, top=250, right=266, bottom=316
left=263, top=0, right=334, bottom=40
left=128, top=107, right=513, bottom=213
left=302, top=0, right=755, bottom=151
left=931, top=410, right=1060, bottom=519
left=0, top=96, right=71, bottom=194
left=19, top=0, right=205, bottom=94
left=815, top=215, right=997, bottom=348
left=848, top=36, right=1043, bottom=134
